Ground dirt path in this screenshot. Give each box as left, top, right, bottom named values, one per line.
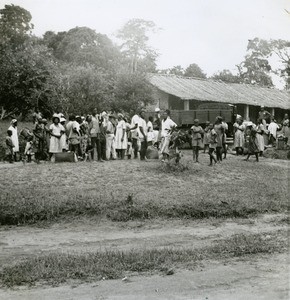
left=0, top=254, right=288, bottom=300
left=0, top=214, right=287, bottom=267
left=0, top=213, right=288, bottom=299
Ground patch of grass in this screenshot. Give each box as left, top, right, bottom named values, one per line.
left=0, top=232, right=286, bottom=287
left=0, top=152, right=288, bottom=225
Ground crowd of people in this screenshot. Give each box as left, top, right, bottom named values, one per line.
left=4, top=108, right=176, bottom=164
left=4, top=106, right=290, bottom=165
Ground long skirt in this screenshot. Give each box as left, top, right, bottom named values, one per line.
left=234, top=130, right=244, bottom=148
left=256, top=133, right=264, bottom=152
left=49, top=136, right=62, bottom=153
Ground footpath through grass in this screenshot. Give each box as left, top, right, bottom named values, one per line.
left=0, top=231, right=287, bottom=287
left=0, top=154, right=288, bottom=225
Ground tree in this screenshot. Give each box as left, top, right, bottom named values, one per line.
left=0, top=4, right=33, bottom=49
left=0, top=40, right=60, bottom=119
left=162, top=65, right=184, bottom=76
left=237, top=38, right=274, bottom=87
left=117, top=19, right=158, bottom=73
left=43, top=27, right=120, bottom=71
left=56, top=64, right=114, bottom=115
left=112, top=72, right=154, bottom=114
left=266, top=39, right=290, bottom=89
left=184, top=63, right=206, bottom=78
left=210, top=69, right=241, bottom=83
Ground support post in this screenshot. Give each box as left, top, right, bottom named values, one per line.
left=271, top=108, right=275, bottom=118
left=184, top=100, right=190, bottom=111
left=244, top=105, right=249, bottom=121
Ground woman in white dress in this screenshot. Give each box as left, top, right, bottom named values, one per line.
left=49, top=114, right=65, bottom=158
left=256, top=118, right=265, bottom=156
left=233, top=119, right=245, bottom=155
left=8, top=119, right=19, bottom=161
left=115, top=113, right=128, bottom=159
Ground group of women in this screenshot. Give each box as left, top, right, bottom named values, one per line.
left=233, top=113, right=290, bottom=161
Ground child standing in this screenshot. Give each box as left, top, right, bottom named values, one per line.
left=203, top=121, right=210, bottom=153
left=5, top=130, right=14, bottom=163
left=24, top=135, right=34, bottom=163
left=191, top=119, right=204, bottom=163
left=208, top=124, right=217, bottom=166
left=245, top=126, right=259, bottom=162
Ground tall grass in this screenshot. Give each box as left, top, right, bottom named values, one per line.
left=0, top=232, right=286, bottom=287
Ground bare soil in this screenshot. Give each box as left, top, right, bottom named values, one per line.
left=0, top=213, right=288, bottom=299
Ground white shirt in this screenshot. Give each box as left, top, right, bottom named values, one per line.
left=131, top=114, right=140, bottom=139
left=161, top=117, right=177, bottom=137
left=268, top=122, right=279, bottom=138
left=138, top=118, right=147, bottom=141
left=147, top=121, right=153, bottom=132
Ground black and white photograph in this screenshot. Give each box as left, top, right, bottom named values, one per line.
left=0, top=0, right=289, bottom=299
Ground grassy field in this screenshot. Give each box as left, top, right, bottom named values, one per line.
left=0, top=149, right=288, bottom=293
left=0, top=150, right=288, bottom=225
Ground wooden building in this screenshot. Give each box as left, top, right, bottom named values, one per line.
left=147, top=74, right=290, bottom=125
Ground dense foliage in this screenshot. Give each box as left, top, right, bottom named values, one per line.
left=0, top=5, right=156, bottom=119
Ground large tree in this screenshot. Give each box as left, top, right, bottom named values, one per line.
left=117, top=19, right=158, bottom=73
left=236, top=38, right=288, bottom=87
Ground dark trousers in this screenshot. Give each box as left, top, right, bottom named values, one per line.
left=99, top=138, right=106, bottom=160
left=116, top=149, right=125, bottom=159
left=132, top=138, right=139, bottom=158
left=91, top=137, right=101, bottom=160
left=140, top=140, right=147, bottom=160
left=192, top=146, right=200, bottom=162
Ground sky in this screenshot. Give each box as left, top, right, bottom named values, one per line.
left=1, top=0, right=290, bottom=76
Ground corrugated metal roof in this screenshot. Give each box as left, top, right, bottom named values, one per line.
left=148, top=74, right=290, bottom=109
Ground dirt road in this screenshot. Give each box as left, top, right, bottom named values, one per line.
left=0, top=213, right=288, bottom=299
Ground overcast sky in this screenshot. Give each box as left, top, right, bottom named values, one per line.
left=1, top=0, right=290, bottom=76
